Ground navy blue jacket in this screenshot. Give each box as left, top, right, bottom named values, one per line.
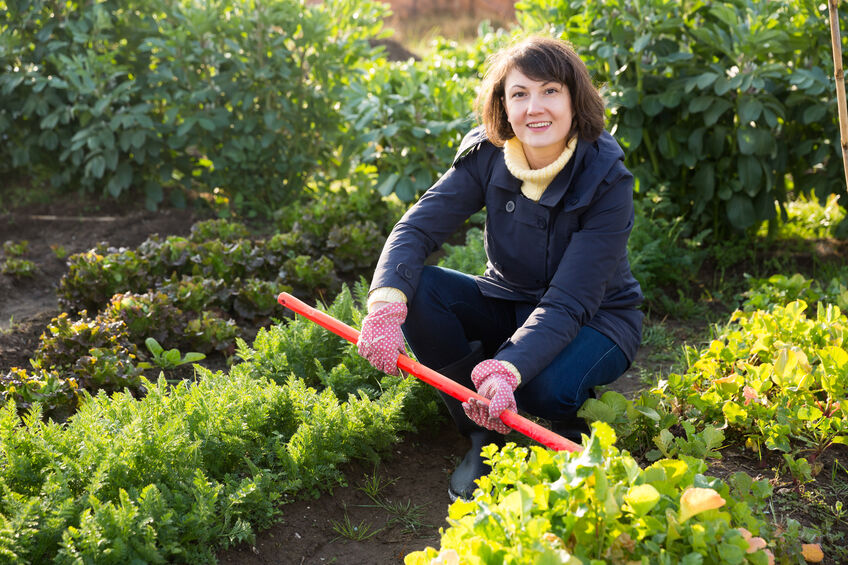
left=370, top=126, right=643, bottom=384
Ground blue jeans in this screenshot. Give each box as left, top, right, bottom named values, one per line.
left=402, top=266, right=629, bottom=420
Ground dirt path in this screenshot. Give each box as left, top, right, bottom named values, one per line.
left=0, top=202, right=197, bottom=369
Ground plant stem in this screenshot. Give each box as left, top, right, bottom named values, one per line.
left=827, top=0, right=848, bottom=191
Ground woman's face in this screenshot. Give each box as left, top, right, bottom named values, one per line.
left=503, top=67, right=574, bottom=169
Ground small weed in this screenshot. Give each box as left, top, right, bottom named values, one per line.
left=641, top=319, right=675, bottom=349
left=330, top=508, right=382, bottom=541
left=356, top=469, right=431, bottom=534
left=358, top=467, right=397, bottom=500
left=50, top=244, right=69, bottom=259
left=2, top=240, right=29, bottom=257
left=382, top=498, right=428, bottom=534
left=0, top=316, right=17, bottom=336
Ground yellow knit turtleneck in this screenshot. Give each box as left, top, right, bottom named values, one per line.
left=503, top=136, right=578, bottom=202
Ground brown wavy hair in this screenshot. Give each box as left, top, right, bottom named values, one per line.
left=475, top=36, right=605, bottom=146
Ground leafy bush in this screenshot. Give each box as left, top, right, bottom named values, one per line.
left=1, top=240, right=37, bottom=278
left=0, top=0, right=388, bottom=210
left=407, top=423, right=812, bottom=564
left=517, top=0, right=845, bottom=235
left=627, top=188, right=709, bottom=314
left=0, top=367, right=78, bottom=420
left=757, top=192, right=847, bottom=240
left=237, top=284, right=441, bottom=415
left=437, top=227, right=487, bottom=275
left=343, top=54, right=477, bottom=202
left=102, top=291, right=187, bottom=346
left=183, top=313, right=240, bottom=355
left=59, top=194, right=399, bottom=316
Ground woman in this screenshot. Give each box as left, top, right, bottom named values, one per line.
left=357, top=36, right=643, bottom=501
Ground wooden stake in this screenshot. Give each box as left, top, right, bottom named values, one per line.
left=828, top=0, right=848, bottom=191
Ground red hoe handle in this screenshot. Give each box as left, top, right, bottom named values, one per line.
left=277, top=292, right=581, bottom=452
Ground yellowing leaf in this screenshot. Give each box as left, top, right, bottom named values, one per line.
left=678, top=487, right=726, bottom=523
left=625, top=484, right=661, bottom=515
left=765, top=548, right=775, bottom=565
left=746, top=536, right=767, bottom=553
left=801, top=543, right=824, bottom=563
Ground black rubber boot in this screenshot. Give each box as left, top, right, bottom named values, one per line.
left=550, top=413, right=590, bottom=444
left=436, top=341, right=505, bottom=502
left=550, top=389, right=595, bottom=444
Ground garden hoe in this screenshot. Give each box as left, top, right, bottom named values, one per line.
left=277, top=292, right=582, bottom=452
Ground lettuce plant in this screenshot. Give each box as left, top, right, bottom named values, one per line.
left=407, top=423, right=812, bottom=565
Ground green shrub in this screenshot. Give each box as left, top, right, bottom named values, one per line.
left=102, top=291, right=187, bottom=346
left=438, top=227, right=487, bottom=275
left=183, top=313, right=240, bottom=355
left=0, top=367, right=78, bottom=421
left=0, top=0, right=388, bottom=210
left=517, top=0, right=845, bottom=235
left=343, top=56, right=477, bottom=202
left=0, top=258, right=37, bottom=278
left=59, top=246, right=151, bottom=314
left=628, top=188, right=710, bottom=314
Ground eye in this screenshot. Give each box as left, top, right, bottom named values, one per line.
left=510, top=91, right=526, bottom=98
left=545, top=87, right=560, bottom=95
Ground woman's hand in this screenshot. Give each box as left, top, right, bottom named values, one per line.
left=356, top=302, right=407, bottom=375
left=462, top=360, right=519, bottom=434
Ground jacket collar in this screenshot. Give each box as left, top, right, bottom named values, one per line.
left=455, top=128, right=625, bottom=208
left=491, top=137, right=592, bottom=207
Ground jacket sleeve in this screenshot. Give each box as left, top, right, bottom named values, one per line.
left=494, top=164, right=635, bottom=383
left=369, top=151, right=486, bottom=300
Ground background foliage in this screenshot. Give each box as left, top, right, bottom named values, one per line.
left=0, top=0, right=387, bottom=212
left=517, top=0, right=848, bottom=235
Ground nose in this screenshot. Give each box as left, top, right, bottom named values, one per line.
left=526, top=94, right=542, bottom=114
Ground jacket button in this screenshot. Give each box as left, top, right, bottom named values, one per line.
left=536, top=217, right=546, bottom=229
left=397, top=263, right=413, bottom=280
left=505, top=200, right=515, bottom=213
left=567, top=197, right=579, bottom=206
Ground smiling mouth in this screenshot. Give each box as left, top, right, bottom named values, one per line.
left=527, top=121, right=552, bottom=129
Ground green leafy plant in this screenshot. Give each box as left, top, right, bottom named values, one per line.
left=1, top=239, right=36, bottom=277
left=650, top=300, right=848, bottom=472
left=33, top=312, right=138, bottom=371
left=0, top=367, right=78, bottom=420
left=1, top=257, right=37, bottom=278
left=139, top=338, right=205, bottom=371
left=50, top=244, right=69, bottom=260
left=407, top=422, right=811, bottom=564
left=182, top=313, right=239, bottom=355
left=742, top=271, right=848, bottom=312
left=2, top=240, right=28, bottom=257
left=0, top=355, right=420, bottom=563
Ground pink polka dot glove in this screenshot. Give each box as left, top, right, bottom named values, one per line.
left=356, top=302, right=407, bottom=376
left=462, top=359, right=519, bottom=434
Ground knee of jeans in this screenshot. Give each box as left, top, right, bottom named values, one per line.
left=515, top=379, right=582, bottom=420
